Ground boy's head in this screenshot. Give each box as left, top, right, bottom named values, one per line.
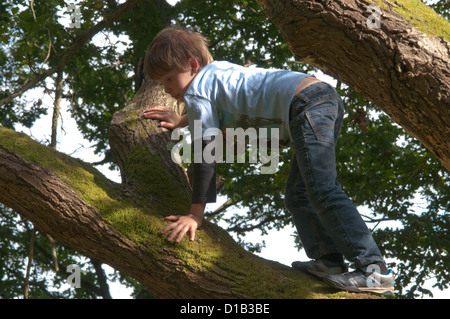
left=144, top=26, right=213, bottom=81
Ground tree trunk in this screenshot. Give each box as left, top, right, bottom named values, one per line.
left=256, top=0, right=450, bottom=171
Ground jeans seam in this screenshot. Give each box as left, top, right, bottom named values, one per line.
left=320, top=196, right=360, bottom=261
left=292, top=147, right=336, bottom=258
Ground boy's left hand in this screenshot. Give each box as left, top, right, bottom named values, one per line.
left=161, top=214, right=202, bottom=243
left=143, top=106, right=182, bottom=130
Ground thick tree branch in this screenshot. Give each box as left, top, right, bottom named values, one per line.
left=0, top=133, right=267, bottom=298
left=256, top=0, right=450, bottom=171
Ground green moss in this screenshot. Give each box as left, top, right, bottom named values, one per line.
left=125, top=109, right=140, bottom=131
left=0, top=127, right=197, bottom=255
left=0, top=127, right=163, bottom=246
left=124, top=145, right=191, bottom=214
left=103, top=204, right=167, bottom=247
left=229, top=260, right=315, bottom=298
left=364, top=0, right=450, bottom=41
left=215, top=253, right=383, bottom=299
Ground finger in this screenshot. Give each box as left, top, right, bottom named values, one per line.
left=144, top=106, right=165, bottom=112
left=143, top=112, right=164, bottom=120
left=175, top=226, right=190, bottom=243
left=144, top=110, right=165, bottom=116
left=161, top=222, right=176, bottom=234
left=189, top=228, right=196, bottom=242
left=159, top=121, right=175, bottom=130
left=161, top=216, right=180, bottom=234
left=143, top=108, right=166, bottom=116
left=167, top=223, right=185, bottom=241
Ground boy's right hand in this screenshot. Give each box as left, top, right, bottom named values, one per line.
left=143, top=106, right=182, bottom=130
left=161, top=214, right=202, bottom=243
left=161, top=203, right=206, bottom=243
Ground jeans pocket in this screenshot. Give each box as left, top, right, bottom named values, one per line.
left=304, top=106, right=337, bottom=145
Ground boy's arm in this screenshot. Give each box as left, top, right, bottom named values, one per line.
left=161, top=137, right=217, bottom=243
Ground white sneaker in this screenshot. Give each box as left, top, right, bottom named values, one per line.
left=324, top=268, right=395, bottom=295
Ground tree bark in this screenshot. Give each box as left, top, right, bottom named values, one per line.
left=255, top=0, right=450, bottom=171
left=109, top=77, right=189, bottom=188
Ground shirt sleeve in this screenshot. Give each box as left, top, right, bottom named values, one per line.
left=184, top=95, right=220, bottom=204
left=184, top=95, right=220, bottom=140
left=191, top=137, right=217, bottom=204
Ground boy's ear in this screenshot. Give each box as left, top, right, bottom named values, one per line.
left=188, top=58, right=199, bottom=73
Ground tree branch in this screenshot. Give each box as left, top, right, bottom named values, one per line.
left=50, top=70, right=63, bottom=149
left=256, top=0, right=450, bottom=171
left=91, top=259, right=112, bottom=299
left=204, top=198, right=242, bottom=220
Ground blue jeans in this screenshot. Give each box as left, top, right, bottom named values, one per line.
left=285, top=82, right=383, bottom=268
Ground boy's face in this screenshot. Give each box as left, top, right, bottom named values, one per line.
left=159, top=58, right=199, bottom=102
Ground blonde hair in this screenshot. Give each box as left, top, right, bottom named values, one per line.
left=144, top=26, right=213, bottom=80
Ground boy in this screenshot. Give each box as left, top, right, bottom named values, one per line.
left=143, top=26, right=394, bottom=295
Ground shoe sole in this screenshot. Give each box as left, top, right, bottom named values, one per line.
left=358, top=287, right=395, bottom=296
left=324, top=278, right=395, bottom=296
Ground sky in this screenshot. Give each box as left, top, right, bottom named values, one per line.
left=9, top=0, right=448, bottom=299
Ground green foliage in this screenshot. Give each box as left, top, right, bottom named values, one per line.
left=429, top=0, right=450, bottom=21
